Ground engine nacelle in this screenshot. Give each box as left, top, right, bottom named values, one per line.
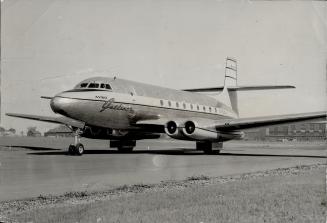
left=82, top=126, right=129, bottom=139
left=81, top=126, right=160, bottom=140
left=183, top=121, right=244, bottom=141
left=112, top=129, right=129, bottom=137
left=165, top=120, right=189, bottom=140
left=182, top=121, right=218, bottom=141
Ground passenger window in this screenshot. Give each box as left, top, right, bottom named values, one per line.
left=176, top=102, right=179, bottom=108
left=168, top=101, right=171, bottom=107
left=215, top=108, right=217, bottom=113
left=197, top=105, right=199, bottom=110
left=209, top=107, right=212, bottom=112
left=89, top=83, right=99, bottom=88
left=203, top=106, right=206, bottom=111
left=160, top=100, right=164, bottom=106
left=183, top=103, right=186, bottom=109
left=190, top=104, right=193, bottom=110
left=80, top=83, right=88, bottom=88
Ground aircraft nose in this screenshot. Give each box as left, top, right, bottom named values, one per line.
left=50, top=96, right=71, bottom=116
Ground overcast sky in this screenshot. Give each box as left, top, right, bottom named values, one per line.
left=1, top=0, right=326, bottom=133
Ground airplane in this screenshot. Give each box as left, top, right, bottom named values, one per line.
left=6, top=58, right=326, bottom=155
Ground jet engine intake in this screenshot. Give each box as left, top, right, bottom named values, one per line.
left=164, top=120, right=189, bottom=140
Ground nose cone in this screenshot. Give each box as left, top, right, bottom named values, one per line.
left=50, top=96, right=71, bottom=116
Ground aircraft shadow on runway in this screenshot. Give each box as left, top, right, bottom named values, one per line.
left=26, top=148, right=327, bottom=158
left=0, top=145, right=61, bottom=151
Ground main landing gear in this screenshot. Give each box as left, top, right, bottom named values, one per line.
left=110, top=140, right=136, bottom=152
left=196, top=141, right=222, bottom=154
left=68, top=130, right=84, bottom=156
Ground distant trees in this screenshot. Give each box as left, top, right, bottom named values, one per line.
left=27, top=126, right=42, bottom=137
left=8, top=128, right=16, bottom=134
left=0, top=127, right=16, bottom=136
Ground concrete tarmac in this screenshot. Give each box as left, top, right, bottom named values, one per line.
left=0, top=137, right=325, bottom=201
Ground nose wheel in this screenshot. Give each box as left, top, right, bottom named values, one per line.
left=68, top=130, right=84, bottom=156
left=68, top=143, right=84, bottom=156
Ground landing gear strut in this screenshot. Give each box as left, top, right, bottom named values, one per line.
left=196, top=141, right=222, bottom=154
left=68, top=130, right=84, bottom=156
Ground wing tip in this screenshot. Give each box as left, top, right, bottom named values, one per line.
left=41, top=96, right=53, bottom=99
left=6, top=113, right=17, bottom=117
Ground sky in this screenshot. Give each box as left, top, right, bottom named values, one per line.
left=1, top=0, right=326, bottom=133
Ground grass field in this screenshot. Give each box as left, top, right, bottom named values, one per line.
left=3, top=164, right=326, bottom=223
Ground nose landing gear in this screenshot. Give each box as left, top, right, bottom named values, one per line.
left=68, top=130, right=84, bottom=156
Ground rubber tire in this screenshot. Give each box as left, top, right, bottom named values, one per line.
left=75, top=143, right=84, bottom=156
left=204, top=149, right=221, bottom=155
left=68, top=145, right=76, bottom=155
left=203, top=148, right=214, bottom=154
left=117, top=146, right=134, bottom=152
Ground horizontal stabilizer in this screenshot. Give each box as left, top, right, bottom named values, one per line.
left=183, top=85, right=295, bottom=93
left=6, top=113, right=85, bottom=129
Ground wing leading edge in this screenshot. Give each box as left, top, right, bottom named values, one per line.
left=136, top=111, right=326, bottom=133
left=183, top=85, right=295, bottom=93
left=213, top=111, right=326, bottom=131
left=6, top=113, right=85, bottom=129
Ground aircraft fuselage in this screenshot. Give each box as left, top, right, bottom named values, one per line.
left=50, top=77, right=238, bottom=130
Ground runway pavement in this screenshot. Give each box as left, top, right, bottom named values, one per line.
left=0, top=137, right=326, bottom=201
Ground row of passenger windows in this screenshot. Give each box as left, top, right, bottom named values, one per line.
left=159, top=99, right=220, bottom=114
left=79, top=82, right=112, bottom=90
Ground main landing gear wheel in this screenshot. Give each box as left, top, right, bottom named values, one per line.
left=196, top=141, right=222, bottom=155
left=117, top=146, right=134, bottom=152
left=110, top=140, right=136, bottom=153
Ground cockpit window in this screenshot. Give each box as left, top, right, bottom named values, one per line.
left=80, top=83, right=88, bottom=88
left=75, top=81, right=112, bottom=90
left=88, top=83, right=99, bottom=88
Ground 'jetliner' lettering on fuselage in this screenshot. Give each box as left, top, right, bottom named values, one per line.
left=100, top=98, right=134, bottom=113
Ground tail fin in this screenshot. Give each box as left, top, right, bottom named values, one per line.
left=182, top=57, right=295, bottom=117
left=224, top=57, right=238, bottom=87
left=218, top=57, right=239, bottom=116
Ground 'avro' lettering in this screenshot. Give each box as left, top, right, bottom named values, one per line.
left=100, top=98, right=133, bottom=113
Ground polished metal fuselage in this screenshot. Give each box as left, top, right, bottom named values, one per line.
left=50, top=77, right=238, bottom=130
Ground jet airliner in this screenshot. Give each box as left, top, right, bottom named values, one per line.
left=7, top=58, right=326, bottom=155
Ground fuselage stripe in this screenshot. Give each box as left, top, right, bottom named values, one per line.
left=56, top=96, right=232, bottom=118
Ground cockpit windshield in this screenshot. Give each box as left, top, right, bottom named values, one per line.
left=80, top=83, right=88, bottom=88
left=77, top=82, right=112, bottom=90
left=88, top=83, right=99, bottom=88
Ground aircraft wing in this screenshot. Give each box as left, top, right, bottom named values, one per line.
left=136, top=111, right=326, bottom=132
left=183, top=85, right=295, bottom=92
left=212, top=111, right=326, bottom=131
left=6, top=113, right=85, bottom=129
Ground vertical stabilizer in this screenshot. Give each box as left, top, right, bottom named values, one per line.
left=217, top=57, right=239, bottom=116
left=224, top=57, right=238, bottom=87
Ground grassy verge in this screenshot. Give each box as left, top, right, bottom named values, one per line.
left=2, top=164, right=326, bottom=223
